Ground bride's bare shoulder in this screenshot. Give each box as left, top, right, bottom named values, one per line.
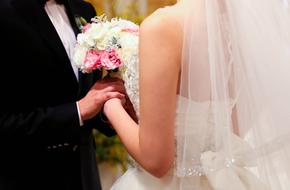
left=140, top=6, right=182, bottom=37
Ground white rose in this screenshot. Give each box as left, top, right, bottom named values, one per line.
left=119, top=33, right=138, bottom=48
left=95, top=29, right=117, bottom=50
left=118, top=34, right=138, bottom=62
left=89, top=22, right=111, bottom=41
left=111, top=19, right=138, bottom=31
left=73, top=45, right=88, bottom=70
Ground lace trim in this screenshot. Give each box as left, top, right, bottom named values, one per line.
left=122, top=49, right=140, bottom=119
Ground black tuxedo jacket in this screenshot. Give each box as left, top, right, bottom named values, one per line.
left=0, top=0, right=114, bottom=189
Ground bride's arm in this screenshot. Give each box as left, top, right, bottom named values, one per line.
left=103, top=12, right=182, bottom=178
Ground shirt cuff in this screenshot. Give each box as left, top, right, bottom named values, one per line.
left=76, top=101, right=84, bottom=127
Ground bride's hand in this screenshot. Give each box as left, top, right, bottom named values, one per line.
left=103, top=97, right=138, bottom=124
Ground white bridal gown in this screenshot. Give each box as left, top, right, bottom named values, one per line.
left=111, top=95, right=268, bottom=190
left=111, top=0, right=290, bottom=188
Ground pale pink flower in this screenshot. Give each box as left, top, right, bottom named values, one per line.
left=122, top=28, right=139, bottom=33
left=82, top=23, right=92, bottom=33
left=101, top=49, right=122, bottom=70
left=84, top=49, right=102, bottom=72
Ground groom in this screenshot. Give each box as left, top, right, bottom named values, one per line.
left=0, top=0, right=125, bottom=190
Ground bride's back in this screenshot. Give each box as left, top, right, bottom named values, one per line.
left=142, top=0, right=212, bottom=101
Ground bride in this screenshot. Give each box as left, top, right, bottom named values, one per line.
left=103, top=0, right=290, bottom=189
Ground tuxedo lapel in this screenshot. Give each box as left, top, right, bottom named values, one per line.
left=65, top=0, right=98, bottom=98
left=12, top=0, right=68, bottom=61
left=11, top=0, right=99, bottom=98
left=11, top=0, right=79, bottom=86
left=64, top=0, right=81, bottom=36
left=64, top=0, right=86, bottom=95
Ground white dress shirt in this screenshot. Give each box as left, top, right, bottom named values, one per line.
left=45, top=0, right=84, bottom=126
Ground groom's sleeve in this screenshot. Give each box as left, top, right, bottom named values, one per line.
left=84, top=113, right=116, bottom=137
left=0, top=102, right=81, bottom=144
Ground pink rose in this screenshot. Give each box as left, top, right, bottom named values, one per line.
left=122, top=28, right=139, bottom=33
left=84, top=49, right=102, bottom=72
left=82, top=23, right=91, bottom=33
left=100, top=49, right=122, bottom=70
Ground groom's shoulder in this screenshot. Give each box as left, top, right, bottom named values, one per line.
left=70, top=0, right=95, bottom=11
left=69, top=0, right=96, bottom=20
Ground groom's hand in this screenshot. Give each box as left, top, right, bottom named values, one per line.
left=78, top=78, right=125, bottom=121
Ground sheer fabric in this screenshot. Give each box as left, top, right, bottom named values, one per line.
left=177, top=0, right=290, bottom=189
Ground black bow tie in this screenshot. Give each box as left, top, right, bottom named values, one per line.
left=40, top=0, right=67, bottom=6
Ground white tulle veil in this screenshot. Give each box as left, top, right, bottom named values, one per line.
left=176, top=0, right=290, bottom=189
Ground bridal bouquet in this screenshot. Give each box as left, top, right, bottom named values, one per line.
left=73, top=15, right=140, bottom=116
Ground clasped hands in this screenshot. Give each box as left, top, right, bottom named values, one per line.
left=78, top=77, right=136, bottom=123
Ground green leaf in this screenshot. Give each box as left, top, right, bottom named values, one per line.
left=75, top=15, right=88, bottom=31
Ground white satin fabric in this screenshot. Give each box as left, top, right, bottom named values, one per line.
left=111, top=96, right=268, bottom=190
